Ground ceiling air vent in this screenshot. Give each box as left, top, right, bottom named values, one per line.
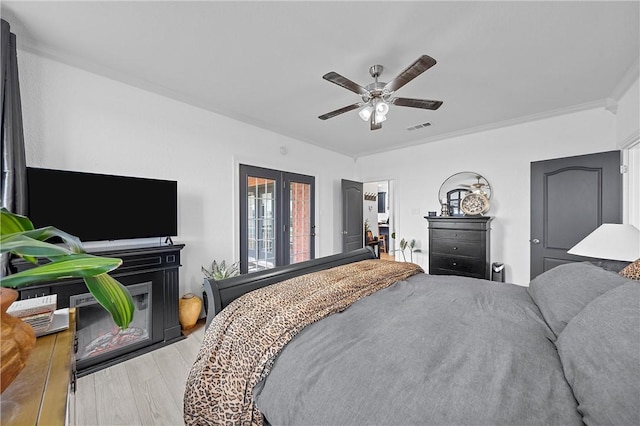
left=407, top=122, right=432, bottom=131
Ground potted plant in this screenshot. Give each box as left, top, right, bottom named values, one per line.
left=202, top=260, right=240, bottom=281
left=0, top=207, right=134, bottom=392
left=201, top=259, right=240, bottom=315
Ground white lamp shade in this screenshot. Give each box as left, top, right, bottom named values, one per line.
left=567, top=223, right=640, bottom=262
left=358, top=106, right=373, bottom=121
left=375, top=101, right=389, bottom=115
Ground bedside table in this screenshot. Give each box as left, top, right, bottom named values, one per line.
left=1, top=308, right=77, bottom=425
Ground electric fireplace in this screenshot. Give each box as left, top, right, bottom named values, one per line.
left=71, top=281, right=153, bottom=370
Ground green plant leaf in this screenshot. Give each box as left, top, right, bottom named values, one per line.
left=201, top=265, right=212, bottom=278
left=1, top=208, right=84, bottom=253
left=0, top=233, right=73, bottom=257
left=0, top=207, right=34, bottom=235
left=0, top=254, right=122, bottom=288
left=1, top=208, right=134, bottom=329
left=84, top=273, right=135, bottom=329
left=20, top=226, right=84, bottom=253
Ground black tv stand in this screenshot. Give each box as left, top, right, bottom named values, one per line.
left=11, top=244, right=186, bottom=376
left=164, top=236, right=174, bottom=245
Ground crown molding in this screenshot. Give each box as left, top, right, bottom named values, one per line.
left=352, top=99, right=612, bottom=159
left=619, top=129, right=640, bottom=149
left=16, top=34, right=633, bottom=161
left=610, top=59, right=640, bottom=101
left=397, top=99, right=607, bottom=152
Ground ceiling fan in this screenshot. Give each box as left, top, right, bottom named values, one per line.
left=318, top=55, right=443, bottom=130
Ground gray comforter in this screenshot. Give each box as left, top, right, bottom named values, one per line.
left=253, top=274, right=582, bottom=425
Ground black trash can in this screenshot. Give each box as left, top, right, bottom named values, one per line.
left=492, top=262, right=505, bottom=282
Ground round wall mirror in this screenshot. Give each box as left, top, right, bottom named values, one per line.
left=438, top=172, right=491, bottom=216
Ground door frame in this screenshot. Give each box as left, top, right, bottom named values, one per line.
left=239, top=164, right=315, bottom=274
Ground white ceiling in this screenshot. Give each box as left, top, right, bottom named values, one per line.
left=2, top=1, right=639, bottom=158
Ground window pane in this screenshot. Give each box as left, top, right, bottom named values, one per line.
left=290, top=181, right=311, bottom=264
left=247, top=176, right=276, bottom=272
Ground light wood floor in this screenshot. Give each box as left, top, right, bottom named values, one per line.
left=380, top=252, right=395, bottom=261
left=76, top=321, right=205, bottom=425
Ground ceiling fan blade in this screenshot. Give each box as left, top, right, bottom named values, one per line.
left=322, top=72, right=370, bottom=96
left=383, top=55, right=437, bottom=93
left=370, top=113, right=382, bottom=131
left=318, top=102, right=364, bottom=120
left=390, top=97, right=443, bottom=110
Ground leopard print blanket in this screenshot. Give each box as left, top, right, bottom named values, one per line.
left=619, top=258, right=640, bottom=280
left=183, top=259, right=423, bottom=425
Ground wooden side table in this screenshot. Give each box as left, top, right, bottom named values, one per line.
left=1, top=309, right=76, bottom=425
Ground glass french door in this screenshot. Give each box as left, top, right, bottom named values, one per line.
left=240, top=165, right=315, bottom=274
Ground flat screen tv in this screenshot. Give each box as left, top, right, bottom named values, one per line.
left=26, top=167, right=178, bottom=243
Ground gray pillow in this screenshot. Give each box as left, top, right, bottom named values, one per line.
left=556, top=282, right=640, bottom=425
left=527, top=262, right=630, bottom=337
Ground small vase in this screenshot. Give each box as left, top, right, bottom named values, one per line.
left=1, top=288, right=36, bottom=393
left=179, top=293, right=202, bottom=330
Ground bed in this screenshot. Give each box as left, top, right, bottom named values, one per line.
left=184, top=248, right=639, bottom=425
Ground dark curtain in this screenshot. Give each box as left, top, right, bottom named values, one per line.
left=1, top=19, right=27, bottom=276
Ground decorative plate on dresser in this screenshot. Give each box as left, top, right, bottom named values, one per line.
left=460, top=193, right=490, bottom=216
left=425, top=216, right=493, bottom=280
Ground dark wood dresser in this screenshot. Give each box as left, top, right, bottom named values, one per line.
left=425, top=216, right=493, bottom=279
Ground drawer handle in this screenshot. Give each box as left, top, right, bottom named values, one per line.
left=453, top=247, right=458, bottom=250
left=452, top=262, right=457, bottom=266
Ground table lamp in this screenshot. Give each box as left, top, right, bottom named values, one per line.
left=567, top=223, right=640, bottom=261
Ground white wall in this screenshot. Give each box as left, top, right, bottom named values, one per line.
left=16, top=48, right=639, bottom=291
left=355, top=108, right=620, bottom=286
left=17, top=50, right=356, bottom=296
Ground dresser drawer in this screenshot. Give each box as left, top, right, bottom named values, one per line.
left=430, top=254, right=486, bottom=277
left=430, top=229, right=483, bottom=243
left=429, top=266, right=485, bottom=279
left=430, top=239, right=484, bottom=258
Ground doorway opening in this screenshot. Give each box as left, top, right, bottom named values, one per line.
left=364, top=180, right=395, bottom=260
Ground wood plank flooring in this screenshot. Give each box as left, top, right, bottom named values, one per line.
left=76, top=321, right=205, bottom=425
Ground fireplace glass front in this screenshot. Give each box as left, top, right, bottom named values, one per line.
left=70, top=281, right=153, bottom=366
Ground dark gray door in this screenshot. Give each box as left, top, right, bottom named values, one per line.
left=341, top=179, right=363, bottom=252
left=530, top=150, right=622, bottom=279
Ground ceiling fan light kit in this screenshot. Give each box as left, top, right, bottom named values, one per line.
left=358, top=105, right=373, bottom=121
left=319, top=55, right=443, bottom=130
